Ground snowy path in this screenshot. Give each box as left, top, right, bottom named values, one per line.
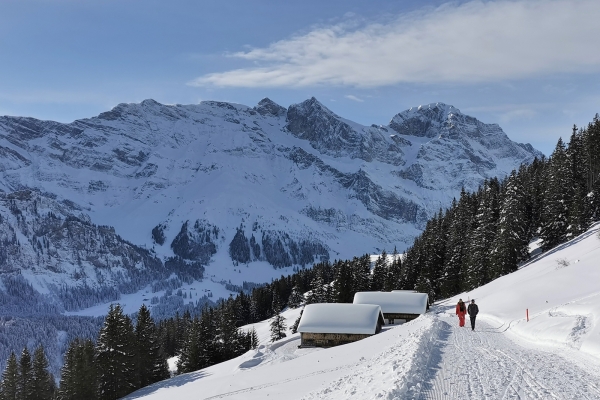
left=418, top=316, right=600, bottom=399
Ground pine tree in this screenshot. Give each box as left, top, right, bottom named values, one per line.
left=269, top=304, right=287, bottom=343
left=287, top=284, right=304, bottom=308
left=57, top=340, right=79, bottom=400
left=332, top=260, right=354, bottom=303
left=249, top=296, right=260, bottom=323
left=439, top=193, right=470, bottom=297
left=176, top=317, right=201, bottom=374
left=306, top=270, right=325, bottom=304
left=30, top=346, right=54, bottom=400
left=197, top=308, right=218, bottom=368
left=464, top=180, right=500, bottom=290
left=0, top=353, right=19, bottom=400
left=290, top=309, right=303, bottom=334
left=18, top=347, right=33, bottom=400
left=414, top=226, right=436, bottom=298
left=566, top=126, right=589, bottom=237
left=352, top=255, right=371, bottom=293
left=216, top=299, right=244, bottom=362
left=520, top=159, right=546, bottom=241
left=385, top=248, right=402, bottom=291
left=587, top=177, right=600, bottom=223
left=540, top=138, right=571, bottom=250
left=81, top=340, right=98, bottom=398
left=490, top=171, right=529, bottom=278
left=234, top=291, right=252, bottom=326
left=95, top=304, right=136, bottom=399
left=583, top=115, right=600, bottom=193
left=371, top=251, right=388, bottom=291
left=57, top=339, right=97, bottom=400
left=399, top=241, right=420, bottom=290
left=249, top=327, right=259, bottom=349
left=415, top=213, right=446, bottom=300
left=135, top=304, right=169, bottom=389
left=176, top=311, right=192, bottom=353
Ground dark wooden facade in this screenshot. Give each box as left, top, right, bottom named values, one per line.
left=300, top=332, right=372, bottom=348
left=299, top=315, right=384, bottom=348
left=383, top=312, right=420, bottom=324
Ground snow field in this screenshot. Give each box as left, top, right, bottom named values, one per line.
left=420, top=316, right=600, bottom=399
left=444, top=222, right=600, bottom=360
left=300, top=315, right=441, bottom=400
left=126, top=222, right=600, bottom=399
left=125, top=312, right=439, bottom=400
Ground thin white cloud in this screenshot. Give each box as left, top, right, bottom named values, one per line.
left=497, top=108, right=538, bottom=124
left=345, top=95, right=364, bottom=102
left=189, top=0, right=600, bottom=88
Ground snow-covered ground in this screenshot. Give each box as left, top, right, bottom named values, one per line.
left=124, top=222, right=600, bottom=399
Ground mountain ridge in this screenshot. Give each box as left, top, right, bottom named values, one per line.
left=0, top=96, right=543, bottom=376
left=0, top=97, right=542, bottom=313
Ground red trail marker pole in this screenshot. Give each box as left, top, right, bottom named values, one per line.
left=526, top=309, right=529, bottom=322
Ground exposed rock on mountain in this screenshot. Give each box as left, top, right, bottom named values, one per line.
left=388, top=102, right=540, bottom=190
left=0, top=97, right=542, bottom=375
left=0, top=190, right=204, bottom=311
left=254, top=98, right=287, bottom=117
left=287, top=97, right=405, bottom=165
left=0, top=98, right=542, bottom=309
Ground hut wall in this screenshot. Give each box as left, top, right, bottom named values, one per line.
left=383, top=312, right=421, bottom=322
left=300, top=332, right=372, bottom=348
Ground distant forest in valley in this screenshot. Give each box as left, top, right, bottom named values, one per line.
left=2, top=115, right=599, bottom=399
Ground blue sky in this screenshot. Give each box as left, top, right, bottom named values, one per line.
left=1, top=0, right=600, bottom=155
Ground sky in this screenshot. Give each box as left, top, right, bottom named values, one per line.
left=1, top=0, right=600, bottom=155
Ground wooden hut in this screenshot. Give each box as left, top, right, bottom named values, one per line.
left=297, top=303, right=385, bottom=348
left=353, top=291, right=428, bottom=324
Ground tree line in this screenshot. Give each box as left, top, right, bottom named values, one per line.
left=0, top=303, right=169, bottom=400
left=401, top=116, right=600, bottom=302
left=1, top=114, right=598, bottom=398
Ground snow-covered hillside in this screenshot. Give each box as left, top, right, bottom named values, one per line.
left=124, top=222, right=600, bottom=399
left=0, top=98, right=541, bottom=315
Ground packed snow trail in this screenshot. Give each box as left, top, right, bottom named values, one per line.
left=418, top=316, right=600, bottom=399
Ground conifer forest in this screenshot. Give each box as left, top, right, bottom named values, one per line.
left=0, top=116, right=599, bottom=399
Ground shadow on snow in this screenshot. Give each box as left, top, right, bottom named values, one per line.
left=125, top=370, right=211, bottom=399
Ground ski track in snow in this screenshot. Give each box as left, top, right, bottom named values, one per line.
left=419, top=316, right=600, bottom=400
left=202, top=362, right=360, bottom=400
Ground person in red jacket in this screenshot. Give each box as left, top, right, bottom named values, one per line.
left=455, top=299, right=467, bottom=327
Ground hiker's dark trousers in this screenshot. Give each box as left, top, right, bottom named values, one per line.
left=470, top=316, right=476, bottom=330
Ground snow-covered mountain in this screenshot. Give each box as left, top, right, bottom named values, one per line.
left=0, top=98, right=541, bottom=313
left=124, top=222, right=600, bottom=400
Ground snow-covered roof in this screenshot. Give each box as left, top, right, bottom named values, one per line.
left=297, top=303, right=383, bottom=335
left=353, top=291, right=428, bottom=315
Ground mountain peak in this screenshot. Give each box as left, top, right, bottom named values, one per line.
left=254, top=98, right=286, bottom=117
left=286, top=97, right=349, bottom=143
left=388, top=102, right=481, bottom=139
left=140, top=98, right=162, bottom=107
left=402, top=102, right=462, bottom=120
left=289, top=97, right=337, bottom=117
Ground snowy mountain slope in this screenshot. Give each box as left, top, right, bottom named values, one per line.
left=451, top=222, right=600, bottom=359
left=0, top=190, right=208, bottom=311
left=0, top=98, right=541, bottom=310
left=124, top=222, right=600, bottom=399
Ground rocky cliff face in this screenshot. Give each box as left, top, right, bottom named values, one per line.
left=0, top=98, right=542, bottom=311
left=0, top=97, right=542, bottom=374
left=386, top=102, right=542, bottom=190
left=286, top=97, right=405, bottom=165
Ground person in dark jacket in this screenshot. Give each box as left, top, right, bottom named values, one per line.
left=467, top=299, right=479, bottom=331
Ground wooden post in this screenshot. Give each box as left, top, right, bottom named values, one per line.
left=526, top=308, right=529, bottom=322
